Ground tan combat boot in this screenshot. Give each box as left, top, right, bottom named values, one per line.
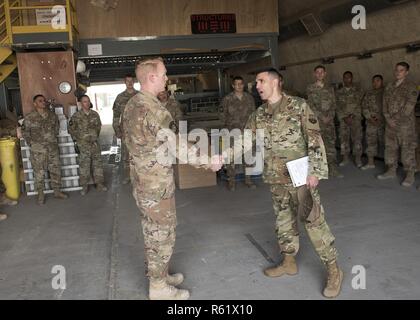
left=227, top=179, right=236, bottom=192
left=80, top=185, right=89, bottom=196
left=323, top=261, right=344, bottom=299
left=38, top=190, right=45, bottom=206
left=0, top=194, right=18, bottom=206
left=401, top=171, right=416, bottom=187
left=97, top=183, right=108, bottom=192
left=149, top=278, right=190, bottom=300
left=361, top=157, right=375, bottom=171
left=166, top=273, right=184, bottom=287
left=264, top=255, right=298, bottom=278
left=354, top=156, right=363, bottom=169
left=377, top=166, right=397, bottom=180
left=0, top=213, right=8, bottom=222
left=54, top=190, right=69, bottom=200
left=245, top=176, right=257, bottom=189
left=329, top=165, right=344, bottom=179
left=339, top=155, right=349, bottom=167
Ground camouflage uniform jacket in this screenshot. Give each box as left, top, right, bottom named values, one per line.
left=336, top=86, right=363, bottom=121
left=22, top=110, right=59, bottom=152
left=362, top=88, right=384, bottom=123
left=306, top=83, right=336, bottom=121
left=246, top=93, right=328, bottom=186
left=69, top=110, right=102, bottom=146
left=113, top=89, right=139, bottom=137
left=162, top=97, right=183, bottom=124
left=122, top=91, right=178, bottom=198
left=221, top=92, right=256, bottom=130
left=383, top=79, right=418, bottom=128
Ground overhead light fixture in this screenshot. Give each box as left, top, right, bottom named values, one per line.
left=322, top=57, right=335, bottom=64
left=407, top=43, right=420, bottom=53
left=357, top=52, right=373, bottom=60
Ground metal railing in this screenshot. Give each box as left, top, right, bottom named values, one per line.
left=0, top=0, right=78, bottom=46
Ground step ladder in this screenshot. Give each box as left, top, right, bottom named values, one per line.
left=20, top=134, right=83, bottom=196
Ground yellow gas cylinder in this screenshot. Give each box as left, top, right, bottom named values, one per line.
left=0, top=137, right=21, bottom=201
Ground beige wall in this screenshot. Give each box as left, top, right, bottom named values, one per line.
left=278, top=1, right=420, bottom=94
left=76, top=0, right=278, bottom=39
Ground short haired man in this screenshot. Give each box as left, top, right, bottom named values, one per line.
left=361, top=75, right=385, bottom=170
left=220, top=76, right=257, bottom=190
left=113, top=74, right=139, bottom=185
left=22, top=95, right=68, bottom=205
left=69, top=95, right=108, bottom=195
left=378, top=62, right=418, bottom=187
left=306, top=65, right=342, bottom=178
left=245, top=68, right=343, bottom=298
left=122, top=57, right=222, bottom=300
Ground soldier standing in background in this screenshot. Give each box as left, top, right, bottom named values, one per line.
left=306, top=65, right=343, bottom=178
left=69, top=95, right=108, bottom=196
left=378, top=62, right=418, bottom=187
left=361, top=75, right=385, bottom=170
left=246, top=68, right=343, bottom=299
left=336, top=71, right=364, bottom=168
left=22, top=95, right=68, bottom=205
left=123, top=57, right=222, bottom=300
left=221, top=76, right=257, bottom=191
left=157, top=90, right=184, bottom=130
left=113, top=75, right=139, bottom=185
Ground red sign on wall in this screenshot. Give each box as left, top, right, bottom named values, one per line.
left=191, top=14, right=237, bottom=34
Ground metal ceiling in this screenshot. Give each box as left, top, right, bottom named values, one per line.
left=278, top=0, right=416, bottom=41
left=83, top=50, right=268, bottom=83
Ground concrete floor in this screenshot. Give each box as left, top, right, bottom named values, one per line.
left=0, top=125, right=420, bottom=300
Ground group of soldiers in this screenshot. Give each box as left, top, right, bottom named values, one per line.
left=20, top=94, right=107, bottom=205
left=305, top=62, right=419, bottom=189
left=2, top=57, right=417, bottom=301
left=114, top=57, right=351, bottom=301
left=222, top=62, right=419, bottom=191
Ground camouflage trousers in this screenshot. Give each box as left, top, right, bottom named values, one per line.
left=131, top=172, right=177, bottom=280
left=365, top=122, right=385, bottom=158
left=384, top=125, right=418, bottom=171
left=270, top=184, right=338, bottom=265
left=319, top=121, right=338, bottom=167
left=78, top=142, right=105, bottom=186
left=121, top=139, right=130, bottom=180
left=31, top=146, right=62, bottom=192
left=339, top=118, right=363, bottom=157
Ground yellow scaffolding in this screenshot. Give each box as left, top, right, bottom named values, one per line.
left=0, top=0, right=78, bottom=47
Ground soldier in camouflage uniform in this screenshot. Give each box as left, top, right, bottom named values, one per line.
left=336, top=71, right=364, bottom=168
left=69, top=95, right=108, bottom=196
left=113, top=75, right=139, bottom=185
left=221, top=76, right=257, bottom=191
left=22, top=95, right=68, bottom=205
left=123, top=57, right=222, bottom=300
left=361, top=75, right=385, bottom=170
left=157, top=90, right=184, bottom=129
left=378, top=62, right=418, bottom=187
left=306, top=65, right=343, bottom=178
left=246, top=68, right=343, bottom=299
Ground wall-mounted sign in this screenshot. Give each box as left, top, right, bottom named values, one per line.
left=191, top=14, right=236, bottom=34
left=36, top=8, right=66, bottom=27
left=87, top=44, right=103, bottom=56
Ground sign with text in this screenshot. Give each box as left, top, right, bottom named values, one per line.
left=191, top=14, right=236, bottom=34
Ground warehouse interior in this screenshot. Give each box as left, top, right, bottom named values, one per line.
left=0, top=0, right=420, bottom=300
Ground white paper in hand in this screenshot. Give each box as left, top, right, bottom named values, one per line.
left=286, top=157, right=309, bottom=188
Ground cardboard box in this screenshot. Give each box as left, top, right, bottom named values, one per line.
left=174, top=164, right=217, bottom=190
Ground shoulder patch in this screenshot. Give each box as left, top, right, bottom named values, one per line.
left=309, top=115, right=318, bottom=125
